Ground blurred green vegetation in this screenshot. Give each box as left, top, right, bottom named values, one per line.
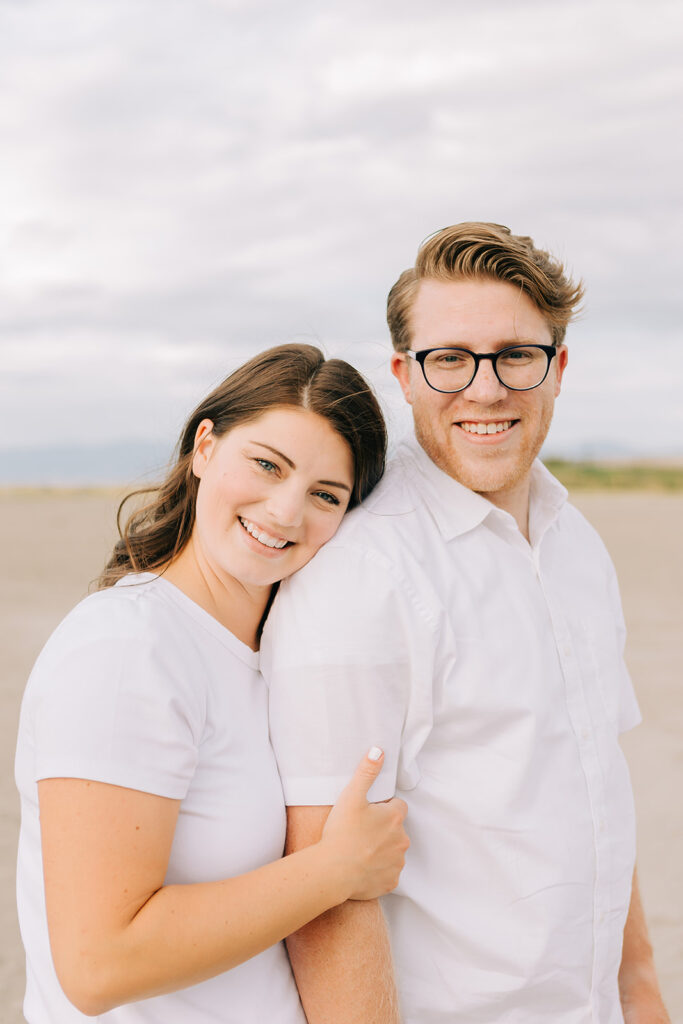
left=544, top=460, right=683, bottom=491
left=3, top=464, right=683, bottom=496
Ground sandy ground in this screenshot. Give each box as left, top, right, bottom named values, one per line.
left=1, top=489, right=681, bottom=1021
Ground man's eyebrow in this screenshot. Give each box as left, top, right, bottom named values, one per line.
left=251, top=442, right=351, bottom=492
left=431, top=337, right=543, bottom=349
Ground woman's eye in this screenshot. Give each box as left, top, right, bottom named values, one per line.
left=314, top=490, right=340, bottom=506
left=255, top=458, right=278, bottom=473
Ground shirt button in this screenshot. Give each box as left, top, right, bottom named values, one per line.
left=561, top=644, right=572, bottom=658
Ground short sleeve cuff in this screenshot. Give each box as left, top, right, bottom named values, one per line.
left=34, top=756, right=190, bottom=800
left=281, top=773, right=396, bottom=807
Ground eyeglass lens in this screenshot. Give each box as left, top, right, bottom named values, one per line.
left=422, top=347, right=550, bottom=392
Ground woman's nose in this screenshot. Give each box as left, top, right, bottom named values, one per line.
left=265, top=485, right=305, bottom=529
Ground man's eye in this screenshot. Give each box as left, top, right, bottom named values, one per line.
left=500, top=348, right=534, bottom=363
left=434, top=352, right=467, bottom=366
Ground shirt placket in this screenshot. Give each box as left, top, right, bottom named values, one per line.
left=530, top=539, right=610, bottom=1020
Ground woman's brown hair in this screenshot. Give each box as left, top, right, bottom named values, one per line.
left=98, top=344, right=386, bottom=589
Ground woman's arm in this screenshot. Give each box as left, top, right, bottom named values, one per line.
left=39, top=752, right=408, bottom=1016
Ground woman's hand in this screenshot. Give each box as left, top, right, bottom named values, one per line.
left=36, top=753, right=407, bottom=1013
left=320, top=749, right=409, bottom=901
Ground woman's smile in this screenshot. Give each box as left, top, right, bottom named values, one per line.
left=191, top=406, right=354, bottom=591
left=238, top=516, right=292, bottom=552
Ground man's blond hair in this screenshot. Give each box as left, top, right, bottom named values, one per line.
left=387, top=222, right=584, bottom=351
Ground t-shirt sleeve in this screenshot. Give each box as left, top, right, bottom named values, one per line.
left=262, top=542, right=437, bottom=805
left=31, top=596, right=202, bottom=799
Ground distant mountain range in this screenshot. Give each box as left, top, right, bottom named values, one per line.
left=1, top=439, right=681, bottom=486
left=0, top=441, right=174, bottom=486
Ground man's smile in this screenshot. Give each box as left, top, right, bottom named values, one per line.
left=456, top=419, right=518, bottom=436
left=454, top=418, right=520, bottom=444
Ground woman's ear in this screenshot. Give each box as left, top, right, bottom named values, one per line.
left=191, top=419, right=215, bottom=478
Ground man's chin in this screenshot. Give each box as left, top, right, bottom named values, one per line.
left=414, top=416, right=549, bottom=496
left=432, top=446, right=532, bottom=497
left=456, top=465, right=521, bottom=496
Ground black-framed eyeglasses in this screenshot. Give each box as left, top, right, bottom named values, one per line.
left=405, top=344, right=558, bottom=394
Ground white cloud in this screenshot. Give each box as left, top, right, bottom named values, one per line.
left=0, top=0, right=681, bottom=461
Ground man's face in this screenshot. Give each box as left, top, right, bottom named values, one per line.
left=391, top=277, right=568, bottom=507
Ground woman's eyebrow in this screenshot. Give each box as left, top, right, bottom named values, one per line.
left=318, top=479, right=351, bottom=493
left=250, top=442, right=295, bottom=468
left=251, top=442, right=351, bottom=492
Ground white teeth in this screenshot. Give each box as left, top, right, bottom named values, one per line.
left=239, top=518, right=288, bottom=549
left=460, top=421, right=512, bottom=434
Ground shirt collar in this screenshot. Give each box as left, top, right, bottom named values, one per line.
left=395, top=433, right=568, bottom=544
left=395, top=434, right=496, bottom=540
left=527, top=459, right=568, bottom=547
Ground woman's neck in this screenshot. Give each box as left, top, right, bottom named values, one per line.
left=161, top=541, right=272, bottom=651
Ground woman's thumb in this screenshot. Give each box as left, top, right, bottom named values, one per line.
left=342, top=747, right=384, bottom=804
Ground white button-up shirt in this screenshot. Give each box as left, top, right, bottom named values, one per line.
left=263, top=436, right=641, bottom=1024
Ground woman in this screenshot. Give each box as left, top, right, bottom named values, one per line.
left=15, top=344, right=409, bottom=1023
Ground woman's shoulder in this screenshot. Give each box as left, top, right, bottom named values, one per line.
left=24, top=574, right=210, bottom=729
left=20, top=575, right=210, bottom=797
left=49, top=573, right=174, bottom=647
left=29, top=575, right=197, bottom=688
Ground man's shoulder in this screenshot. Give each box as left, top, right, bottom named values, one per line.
left=267, top=449, right=446, bottom=632
left=321, top=448, right=432, bottom=553
left=556, top=498, right=612, bottom=558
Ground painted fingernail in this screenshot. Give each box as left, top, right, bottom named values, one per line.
left=368, top=746, right=383, bottom=761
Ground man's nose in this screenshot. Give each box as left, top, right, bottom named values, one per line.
left=461, top=357, right=508, bottom=403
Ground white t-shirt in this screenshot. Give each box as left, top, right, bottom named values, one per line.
left=15, top=573, right=306, bottom=1024
left=263, top=437, right=641, bottom=1024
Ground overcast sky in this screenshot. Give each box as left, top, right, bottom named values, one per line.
left=1, top=0, right=682, bottom=472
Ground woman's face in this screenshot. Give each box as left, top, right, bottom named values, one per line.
left=191, top=406, right=354, bottom=591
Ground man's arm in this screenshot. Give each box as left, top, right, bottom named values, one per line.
left=619, top=868, right=670, bottom=1023
left=285, top=805, right=401, bottom=1024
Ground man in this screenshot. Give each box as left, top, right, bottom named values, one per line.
left=261, top=223, right=670, bottom=1023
